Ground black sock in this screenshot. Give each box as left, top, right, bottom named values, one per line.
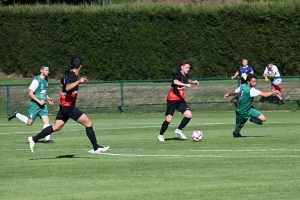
left=32, top=126, right=54, bottom=142
left=86, top=126, right=100, bottom=150
left=160, top=120, right=170, bottom=135
left=178, top=117, right=191, bottom=130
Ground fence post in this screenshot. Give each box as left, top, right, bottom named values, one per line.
left=6, top=85, right=10, bottom=117
left=120, top=81, right=125, bottom=114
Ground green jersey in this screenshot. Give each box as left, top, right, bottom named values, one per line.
left=29, top=76, right=48, bottom=101
left=235, top=83, right=260, bottom=114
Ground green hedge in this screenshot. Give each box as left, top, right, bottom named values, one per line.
left=1, top=2, right=300, bottom=80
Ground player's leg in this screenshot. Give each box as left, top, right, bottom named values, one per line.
left=233, top=113, right=248, bottom=137
left=28, top=109, right=67, bottom=152
left=70, top=107, right=109, bottom=153
left=40, top=105, right=53, bottom=143
left=249, top=108, right=264, bottom=125
left=174, top=101, right=191, bottom=139
left=158, top=101, right=176, bottom=142
left=8, top=103, right=36, bottom=126
left=273, top=84, right=284, bottom=105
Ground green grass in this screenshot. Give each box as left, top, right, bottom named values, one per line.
left=0, top=111, right=300, bottom=200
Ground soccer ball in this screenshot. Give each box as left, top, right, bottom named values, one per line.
left=192, top=130, right=203, bottom=141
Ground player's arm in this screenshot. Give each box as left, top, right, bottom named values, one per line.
left=188, top=79, right=199, bottom=85
left=28, top=90, right=45, bottom=105
left=258, top=91, right=278, bottom=98
left=173, top=79, right=191, bottom=88
left=231, top=71, right=239, bottom=79
left=224, top=90, right=237, bottom=98
left=46, top=95, right=54, bottom=105
left=65, top=77, right=87, bottom=91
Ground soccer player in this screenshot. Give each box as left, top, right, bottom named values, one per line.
left=27, top=56, right=109, bottom=153
left=263, top=60, right=284, bottom=105
left=224, top=74, right=279, bottom=137
left=8, top=64, right=54, bottom=143
left=158, top=60, right=199, bottom=142
left=231, top=58, right=254, bottom=84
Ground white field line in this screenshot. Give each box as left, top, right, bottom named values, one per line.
left=0, top=122, right=299, bottom=135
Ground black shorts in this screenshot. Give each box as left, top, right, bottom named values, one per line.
left=56, top=105, right=83, bottom=123
left=165, top=100, right=190, bottom=116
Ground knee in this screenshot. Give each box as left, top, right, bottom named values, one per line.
left=184, top=111, right=192, bottom=119
left=86, top=121, right=93, bottom=127
left=166, top=115, right=173, bottom=123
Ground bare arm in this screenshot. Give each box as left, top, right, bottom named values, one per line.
left=173, top=79, right=191, bottom=88
left=66, top=77, right=87, bottom=91
left=28, top=90, right=44, bottom=106
left=224, top=90, right=237, bottom=98
left=188, top=79, right=199, bottom=85
left=231, top=71, right=239, bottom=79
left=258, top=91, right=277, bottom=98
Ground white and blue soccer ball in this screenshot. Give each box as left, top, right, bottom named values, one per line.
left=192, top=130, right=203, bottom=141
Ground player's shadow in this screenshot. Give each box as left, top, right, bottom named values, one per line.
left=29, top=155, right=92, bottom=160
left=235, top=135, right=267, bottom=138
left=165, top=137, right=186, bottom=141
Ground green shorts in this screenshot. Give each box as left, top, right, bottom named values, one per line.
left=27, top=101, right=49, bottom=120
left=236, top=107, right=261, bottom=127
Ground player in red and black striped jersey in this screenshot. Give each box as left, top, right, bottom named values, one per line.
left=158, top=60, right=199, bottom=142
left=27, top=56, right=109, bottom=154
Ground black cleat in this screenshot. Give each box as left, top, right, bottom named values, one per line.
left=8, top=110, right=18, bottom=121
left=45, top=140, right=54, bottom=144
left=278, top=99, right=285, bottom=106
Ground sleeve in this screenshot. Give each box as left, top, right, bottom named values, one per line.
left=66, top=73, right=77, bottom=84
left=250, top=88, right=261, bottom=97
left=28, top=79, right=39, bottom=92
left=234, top=87, right=241, bottom=94
left=263, top=67, right=268, bottom=74
left=272, top=65, right=279, bottom=75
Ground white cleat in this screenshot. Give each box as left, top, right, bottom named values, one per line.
left=175, top=129, right=187, bottom=139
left=158, top=135, right=165, bottom=142
left=94, top=146, right=110, bottom=154
left=28, top=137, right=35, bottom=153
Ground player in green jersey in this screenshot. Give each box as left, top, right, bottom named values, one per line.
left=8, top=64, right=54, bottom=143
left=224, top=74, right=279, bottom=137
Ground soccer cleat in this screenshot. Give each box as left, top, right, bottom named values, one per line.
left=94, top=146, right=110, bottom=154
left=249, top=117, right=263, bottom=125
left=232, top=131, right=243, bottom=138
left=28, top=137, right=35, bottom=153
left=175, top=129, right=187, bottom=139
left=158, top=134, right=165, bottom=142
left=8, top=110, right=18, bottom=121
left=45, top=140, right=54, bottom=144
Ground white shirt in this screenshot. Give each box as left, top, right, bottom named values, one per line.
left=264, top=65, right=282, bottom=85
left=28, top=79, right=39, bottom=92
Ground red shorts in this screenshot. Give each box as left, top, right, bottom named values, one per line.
left=271, top=83, right=283, bottom=91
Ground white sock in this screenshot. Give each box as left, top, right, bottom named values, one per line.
left=16, top=113, right=28, bottom=124
left=43, top=124, right=51, bottom=141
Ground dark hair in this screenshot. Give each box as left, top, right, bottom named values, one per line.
left=267, top=60, right=273, bottom=64
left=39, top=64, right=49, bottom=70
left=181, top=60, right=191, bottom=66
left=246, top=73, right=256, bottom=82
left=71, top=56, right=82, bottom=69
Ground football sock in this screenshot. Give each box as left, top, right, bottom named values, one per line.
left=178, top=117, right=191, bottom=130
left=32, top=126, right=54, bottom=142
left=234, top=126, right=241, bottom=134
left=16, top=113, right=28, bottom=124
left=43, top=124, right=51, bottom=141
left=159, top=120, right=170, bottom=135
left=86, top=126, right=99, bottom=150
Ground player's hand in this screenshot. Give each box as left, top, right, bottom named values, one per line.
left=39, top=100, right=45, bottom=105
left=224, top=93, right=229, bottom=98
left=193, top=80, right=199, bottom=85
left=231, top=76, right=235, bottom=80
left=78, top=77, right=87, bottom=83
left=47, top=98, right=54, bottom=105
left=264, top=77, right=268, bottom=82
left=185, top=84, right=191, bottom=88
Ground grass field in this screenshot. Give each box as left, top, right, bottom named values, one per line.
left=1, top=111, right=300, bottom=200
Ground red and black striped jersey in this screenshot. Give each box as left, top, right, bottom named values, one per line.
left=59, top=71, right=78, bottom=106
left=166, top=72, right=189, bottom=101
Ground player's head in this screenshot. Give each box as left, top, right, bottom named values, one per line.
left=242, top=58, right=248, bottom=67
left=70, top=56, right=82, bottom=69
left=39, top=64, right=49, bottom=78
left=181, top=60, right=191, bottom=75
left=267, top=60, right=273, bottom=68
left=246, top=73, right=257, bottom=87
